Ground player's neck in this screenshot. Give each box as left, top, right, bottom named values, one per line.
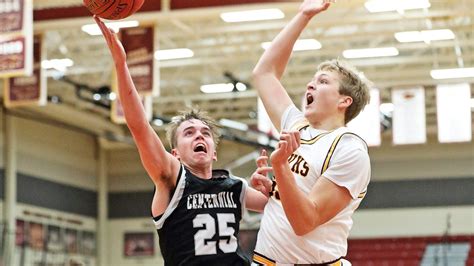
left=309, top=116, right=345, bottom=131
left=186, top=164, right=213, bottom=180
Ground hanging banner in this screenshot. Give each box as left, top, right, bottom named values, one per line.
left=111, top=94, right=153, bottom=124
left=436, top=83, right=472, bottom=143
left=4, top=35, right=46, bottom=107
left=348, top=89, right=381, bottom=147
left=117, top=25, right=159, bottom=96
left=392, top=86, right=427, bottom=145
left=0, top=0, right=24, bottom=33
left=257, top=98, right=279, bottom=145
left=0, top=0, right=33, bottom=77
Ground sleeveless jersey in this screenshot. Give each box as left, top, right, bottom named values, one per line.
left=254, top=105, right=371, bottom=264
left=153, top=165, right=250, bottom=266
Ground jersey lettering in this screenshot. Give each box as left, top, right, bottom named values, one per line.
left=269, top=180, right=280, bottom=200
left=288, top=154, right=310, bottom=177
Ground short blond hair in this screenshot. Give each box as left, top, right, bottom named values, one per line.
left=166, top=108, right=221, bottom=149
left=317, top=59, right=371, bottom=124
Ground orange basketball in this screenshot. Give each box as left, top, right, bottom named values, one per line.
left=83, top=0, right=144, bottom=20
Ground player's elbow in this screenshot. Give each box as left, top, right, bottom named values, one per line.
left=251, top=68, right=264, bottom=83
left=252, top=63, right=274, bottom=80
left=292, top=225, right=313, bottom=236
left=291, top=220, right=320, bottom=236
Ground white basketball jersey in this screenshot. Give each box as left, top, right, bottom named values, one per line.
left=254, top=105, right=371, bottom=264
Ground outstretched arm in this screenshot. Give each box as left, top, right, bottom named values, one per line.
left=252, top=0, right=331, bottom=130
left=95, top=16, right=179, bottom=183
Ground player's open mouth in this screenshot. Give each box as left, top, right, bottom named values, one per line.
left=193, top=143, right=207, bottom=153
left=306, top=93, right=314, bottom=105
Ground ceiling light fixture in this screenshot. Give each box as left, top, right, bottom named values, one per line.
left=395, top=29, right=455, bottom=43
left=430, top=67, right=474, bottom=79
left=81, top=21, right=139, bottom=35
left=365, top=0, right=430, bottom=13
left=219, top=118, right=249, bottom=131
left=41, top=58, right=74, bottom=71
left=261, top=39, right=322, bottom=51
left=343, top=47, right=399, bottom=59
left=200, top=83, right=234, bottom=93
left=220, top=8, right=284, bottom=23
left=154, top=48, right=194, bottom=60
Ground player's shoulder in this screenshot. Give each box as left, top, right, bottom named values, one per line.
left=333, top=127, right=368, bottom=151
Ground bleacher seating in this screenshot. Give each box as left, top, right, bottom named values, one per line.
left=346, top=235, right=474, bottom=266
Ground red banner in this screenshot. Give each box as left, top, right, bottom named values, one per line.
left=0, top=36, right=25, bottom=74
left=0, top=0, right=24, bottom=33
left=0, top=0, right=33, bottom=77
left=119, top=25, right=158, bottom=96
left=4, top=35, right=46, bottom=107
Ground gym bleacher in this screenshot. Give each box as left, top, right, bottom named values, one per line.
left=347, top=235, right=474, bottom=266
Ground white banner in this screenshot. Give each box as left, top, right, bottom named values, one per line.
left=257, top=98, right=279, bottom=145
left=392, top=86, right=426, bottom=145
left=348, top=89, right=381, bottom=146
left=436, top=83, right=472, bottom=143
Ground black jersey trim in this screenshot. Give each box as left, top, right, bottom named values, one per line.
left=153, top=165, right=187, bottom=229
left=152, top=166, right=184, bottom=221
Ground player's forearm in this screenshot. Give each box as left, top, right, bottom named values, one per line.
left=252, top=13, right=311, bottom=80
left=245, top=187, right=269, bottom=213
left=115, top=62, right=150, bottom=133
left=273, top=163, right=320, bottom=236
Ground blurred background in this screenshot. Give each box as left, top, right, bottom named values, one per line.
left=0, top=0, right=473, bottom=265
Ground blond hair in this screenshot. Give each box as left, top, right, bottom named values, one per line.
left=317, top=59, right=371, bottom=124
left=166, top=108, right=221, bottom=149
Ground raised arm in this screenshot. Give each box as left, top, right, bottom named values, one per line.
left=95, top=16, right=179, bottom=183
left=252, top=0, right=330, bottom=130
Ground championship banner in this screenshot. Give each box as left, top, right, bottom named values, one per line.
left=436, top=83, right=472, bottom=143
left=0, top=0, right=33, bottom=77
left=0, top=0, right=24, bottom=33
left=118, top=25, right=159, bottom=96
left=111, top=94, right=153, bottom=124
left=4, top=35, right=46, bottom=107
left=392, top=86, right=427, bottom=145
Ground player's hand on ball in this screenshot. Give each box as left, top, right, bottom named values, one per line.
left=94, top=16, right=127, bottom=64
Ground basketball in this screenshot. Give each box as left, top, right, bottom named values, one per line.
left=83, top=0, right=145, bottom=20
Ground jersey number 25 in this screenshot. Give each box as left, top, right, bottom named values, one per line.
left=193, top=213, right=238, bottom=255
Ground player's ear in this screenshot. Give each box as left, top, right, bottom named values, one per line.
left=212, top=150, right=217, bottom=161
left=171, top=149, right=180, bottom=160
left=339, top=96, right=353, bottom=108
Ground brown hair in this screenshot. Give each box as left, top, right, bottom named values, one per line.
left=166, top=108, right=221, bottom=149
left=317, top=59, right=372, bottom=124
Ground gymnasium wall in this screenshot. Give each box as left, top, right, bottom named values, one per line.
left=15, top=115, right=97, bottom=190
left=0, top=110, right=472, bottom=265
left=0, top=113, right=100, bottom=265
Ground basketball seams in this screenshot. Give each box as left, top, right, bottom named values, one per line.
left=85, top=0, right=115, bottom=14
left=84, top=0, right=144, bottom=20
